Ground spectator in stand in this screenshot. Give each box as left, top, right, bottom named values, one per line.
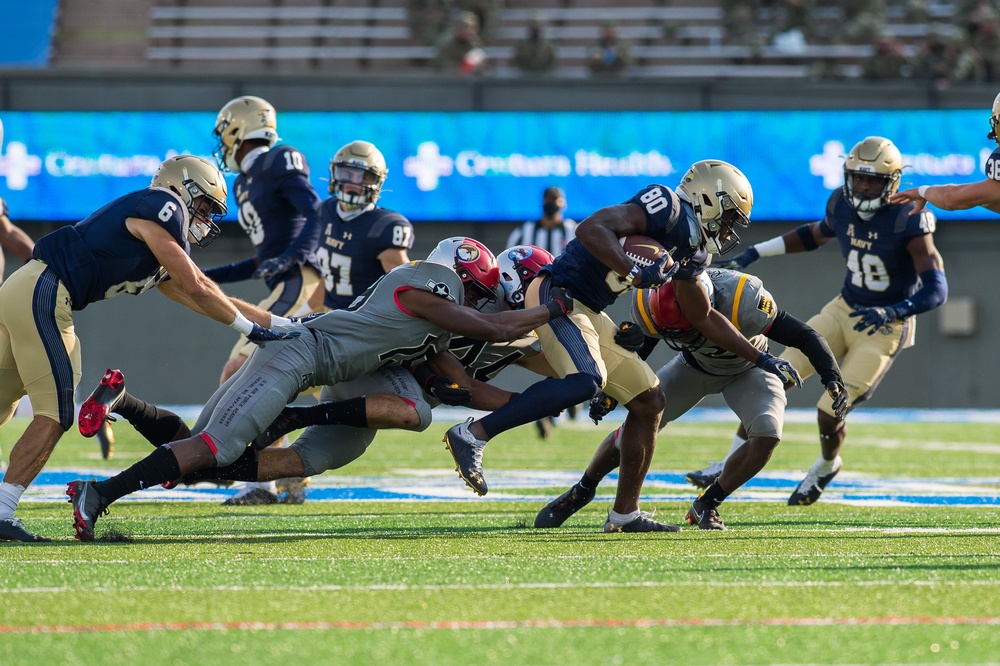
left=587, top=23, right=633, bottom=77
left=435, top=10, right=489, bottom=75
left=407, top=0, right=451, bottom=46
left=950, top=4, right=1000, bottom=82
left=913, top=27, right=956, bottom=89
left=862, top=36, right=913, bottom=80
left=721, top=0, right=763, bottom=48
left=453, top=0, right=504, bottom=44
left=840, top=0, right=886, bottom=44
left=514, top=14, right=557, bottom=75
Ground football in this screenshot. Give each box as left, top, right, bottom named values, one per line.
left=620, top=235, right=668, bottom=268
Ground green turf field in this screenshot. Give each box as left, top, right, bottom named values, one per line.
left=2, top=415, right=999, bottom=665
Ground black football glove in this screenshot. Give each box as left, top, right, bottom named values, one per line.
left=253, top=254, right=297, bottom=280
left=826, top=380, right=850, bottom=420
left=247, top=322, right=302, bottom=347
left=614, top=321, right=645, bottom=352
left=716, top=247, right=759, bottom=271
left=545, top=286, right=574, bottom=319
left=424, top=374, right=472, bottom=406
left=635, top=255, right=678, bottom=288
left=755, top=352, right=803, bottom=388
left=849, top=305, right=906, bottom=335
left=589, top=392, right=619, bottom=425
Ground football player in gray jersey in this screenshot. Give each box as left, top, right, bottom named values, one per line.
left=535, top=268, right=848, bottom=531
left=66, top=240, right=573, bottom=541
left=85, top=245, right=555, bottom=490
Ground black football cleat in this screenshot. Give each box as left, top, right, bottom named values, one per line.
left=685, top=461, right=724, bottom=489
left=685, top=497, right=727, bottom=531
left=443, top=418, right=488, bottom=495
left=788, top=456, right=843, bottom=506
left=0, top=517, right=52, bottom=542
left=534, top=483, right=596, bottom=528
left=66, top=480, right=108, bottom=542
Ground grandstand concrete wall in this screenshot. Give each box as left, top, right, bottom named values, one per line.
left=1, top=72, right=996, bottom=409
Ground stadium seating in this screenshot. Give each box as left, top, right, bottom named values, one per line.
left=50, top=0, right=961, bottom=79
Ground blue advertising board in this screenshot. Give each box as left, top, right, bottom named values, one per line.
left=0, top=109, right=993, bottom=222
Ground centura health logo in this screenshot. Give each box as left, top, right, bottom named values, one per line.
left=0, top=141, right=44, bottom=190
left=403, top=141, right=674, bottom=192
left=810, top=139, right=979, bottom=189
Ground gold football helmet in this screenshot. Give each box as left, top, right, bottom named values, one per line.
left=329, top=140, right=388, bottom=208
left=213, top=96, right=280, bottom=172
left=988, top=91, right=1000, bottom=145
left=843, top=136, right=902, bottom=214
left=677, top=160, right=753, bottom=255
left=150, top=155, right=228, bottom=247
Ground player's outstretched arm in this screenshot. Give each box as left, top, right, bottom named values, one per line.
left=398, top=286, right=572, bottom=342
left=891, top=179, right=1000, bottom=213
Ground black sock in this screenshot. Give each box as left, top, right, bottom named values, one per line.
left=701, top=481, right=730, bottom=509
left=287, top=397, right=368, bottom=429
left=115, top=392, right=188, bottom=446
left=94, top=445, right=181, bottom=503
left=578, top=472, right=600, bottom=491
left=185, top=447, right=260, bottom=483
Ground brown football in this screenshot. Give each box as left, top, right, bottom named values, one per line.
left=620, top=235, right=669, bottom=268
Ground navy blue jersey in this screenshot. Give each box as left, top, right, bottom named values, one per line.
left=819, top=189, right=935, bottom=308
left=985, top=145, right=1000, bottom=181
left=315, top=199, right=415, bottom=310
left=32, top=187, right=189, bottom=310
left=546, top=184, right=708, bottom=312
left=232, top=145, right=322, bottom=286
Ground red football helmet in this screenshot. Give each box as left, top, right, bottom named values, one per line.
left=426, top=237, right=500, bottom=310
left=644, top=275, right=714, bottom=350
left=497, top=245, right=555, bottom=309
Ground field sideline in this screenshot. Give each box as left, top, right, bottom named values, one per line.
left=2, top=412, right=999, bottom=665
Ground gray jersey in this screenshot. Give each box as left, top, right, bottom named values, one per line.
left=632, top=268, right=777, bottom=376
left=305, top=260, right=464, bottom=383
left=196, top=260, right=464, bottom=464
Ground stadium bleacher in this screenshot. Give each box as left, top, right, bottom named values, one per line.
left=25, top=0, right=953, bottom=78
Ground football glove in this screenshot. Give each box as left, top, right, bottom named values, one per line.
left=247, top=322, right=302, bottom=347
left=253, top=254, right=297, bottom=280
left=716, top=247, right=759, bottom=271
left=589, top=392, right=619, bottom=425
left=755, top=352, right=803, bottom=388
left=849, top=305, right=905, bottom=335
left=614, top=321, right=645, bottom=352
left=826, top=380, right=850, bottom=420
left=545, top=286, right=574, bottom=318
left=635, top=255, right=678, bottom=288
left=424, top=374, right=472, bottom=406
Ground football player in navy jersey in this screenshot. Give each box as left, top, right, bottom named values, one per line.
left=207, top=95, right=324, bottom=384
left=444, top=159, right=803, bottom=533
left=892, top=91, right=1000, bottom=213
left=207, top=96, right=325, bottom=505
left=0, top=155, right=297, bottom=542
left=717, top=136, right=947, bottom=505
left=308, top=140, right=414, bottom=312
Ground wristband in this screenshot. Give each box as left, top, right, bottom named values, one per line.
left=918, top=185, right=929, bottom=199
left=625, top=264, right=641, bottom=286
left=754, top=237, right=786, bottom=257
left=270, top=315, right=293, bottom=327
left=230, top=312, right=255, bottom=335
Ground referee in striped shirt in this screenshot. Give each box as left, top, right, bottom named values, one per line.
left=505, top=186, right=579, bottom=438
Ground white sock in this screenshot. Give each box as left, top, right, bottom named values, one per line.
left=0, top=481, right=25, bottom=519
left=608, top=508, right=641, bottom=525
left=813, top=455, right=836, bottom=476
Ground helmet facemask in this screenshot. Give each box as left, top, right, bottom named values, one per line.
left=329, top=140, right=388, bottom=209
left=988, top=92, right=1000, bottom=145
left=425, top=237, right=500, bottom=311
left=150, top=155, right=228, bottom=249
left=700, top=190, right=750, bottom=255
left=498, top=245, right=555, bottom=309
left=842, top=136, right=902, bottom=216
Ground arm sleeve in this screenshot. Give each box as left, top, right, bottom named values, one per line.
left=894, top=269, right=948, bottom=318
left=202, top=258, right=259, bottom=284
left=764, top=310, right=842, bottom=386
left=279, top=184, right=323, bottom=265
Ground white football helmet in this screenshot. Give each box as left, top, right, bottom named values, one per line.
left=150, top=155, right=228, bottom=247
left=213, top=96, right=280, bottom=172
left=497, top=245, right=555, bottom=309
left=426, top=237, right=500, bottom=311
left=677, top=160, right=753, bottom=255
left=988, top=91, right=1000, bottom=145
left=329, top=140, right=388, bottom=208
left=843, top=136, right=902, bottom=214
